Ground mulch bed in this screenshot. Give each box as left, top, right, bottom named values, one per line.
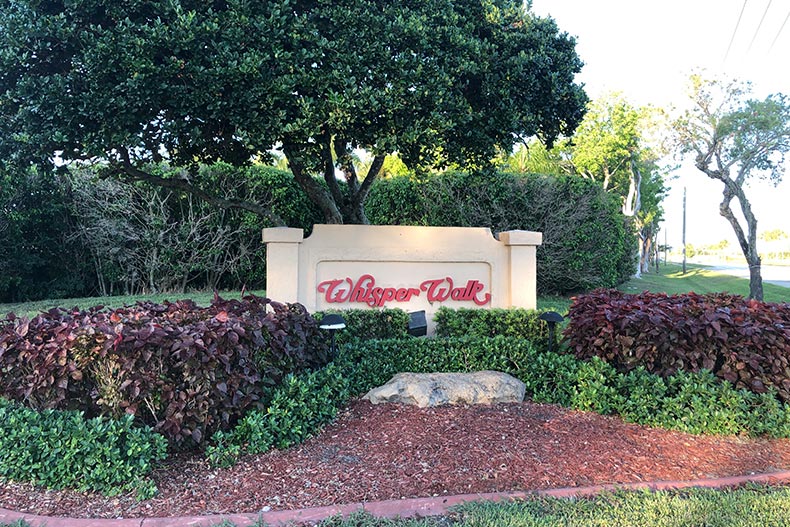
left=3, top=399, right=790, bottom=519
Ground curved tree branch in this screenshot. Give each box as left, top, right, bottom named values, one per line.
left=117, top=149, right=286, bottom=226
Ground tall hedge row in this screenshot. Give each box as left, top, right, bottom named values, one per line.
left=366, top=171, right=633, bottom=294
left=1, top=166, right=631, bottom=304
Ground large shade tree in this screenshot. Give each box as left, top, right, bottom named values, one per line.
left=673, top=74, right=790, bottom=300
left=0, top=0, right=588, bottom=225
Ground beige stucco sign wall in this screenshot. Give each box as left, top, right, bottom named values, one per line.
left=262, top=224, right=542, bottom=331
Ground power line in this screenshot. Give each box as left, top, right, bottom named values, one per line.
left=768, top=8, right=790, bottom=53
left=747, top=0, right=773, bottom=52
left=725, top=0, right=748, bottom=62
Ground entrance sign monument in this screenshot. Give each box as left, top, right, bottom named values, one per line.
left=262, top=225, right=542, bottom=333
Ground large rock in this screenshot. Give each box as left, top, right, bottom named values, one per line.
left=363, top=371, right=525, bottom=408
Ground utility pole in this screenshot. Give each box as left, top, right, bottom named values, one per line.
left=682, top=187, right=687, bottom=275
left=664, top=228, right=668, bottom=266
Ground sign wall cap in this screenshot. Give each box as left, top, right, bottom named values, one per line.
left=262, top=227, right=305, bottom=243
left=498, top=230, right=542, bottom=246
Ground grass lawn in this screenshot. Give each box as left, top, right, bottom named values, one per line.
left=300, top=486, right=790, bottom=526
left=0, top=289, right=266, bottom=319
left=619, top=262, right=790, bottom=303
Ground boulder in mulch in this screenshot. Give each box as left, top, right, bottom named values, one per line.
left=363, top=370, right=525, bottom=408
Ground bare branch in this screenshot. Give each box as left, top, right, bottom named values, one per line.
left=117, top=149, right=286, bottom=226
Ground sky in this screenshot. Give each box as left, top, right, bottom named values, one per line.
left=529, top=0, right=790, bottom=250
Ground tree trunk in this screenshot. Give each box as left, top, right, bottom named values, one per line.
left=640, top=234, right=653, bottom=275
left=718, top=185, right=763, bottom=300
left=748, top=260, right=764, bottom=301
left=284, top=146, right=344, bottom=224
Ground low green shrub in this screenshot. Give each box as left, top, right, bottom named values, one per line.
left=569, top=357, right=624, bottom=415
left=209, top=331, right=790, bottom=468
left=613, top=367, right=669, bottom=425
left=0, top=398, right=167, bottom=499
left=652, top=370, right=790, bottom=437
left=434, top=307, right=558, bottom=350
left=337, top=336, right=790, bottom=438
left=206, top=362, right=350, bottom=467
left=313, top=308, right=410, bottom=345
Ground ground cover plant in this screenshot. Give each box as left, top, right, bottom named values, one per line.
left=0, top=399, right=166, bottom=499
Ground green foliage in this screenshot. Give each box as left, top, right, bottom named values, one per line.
left=0, top=0, right=587, bottom=224
left=569, top=357, right=623, bottom=414
left=339, top=336, right=790, bottom=438
left=206, top=362, right=350, bottom=467
left=313, top=308, right=410, bottom=345
left=0, top=398, right=166, bottom=498
left=363, top=175, right=426, bottom=226
left=653, top=370, right=789, bottom=437
left=207, top=326, right=790, bottom=468
left=366, top=171, right=633, bottom=294
left=612, top=367, right=669, bottom=424
left=434, top=307, right=553, bottom=349
left=0, top=168, right=93, bottom=302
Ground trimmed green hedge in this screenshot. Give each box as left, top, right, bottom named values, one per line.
left=434, top=306, right=560, bottom=350
left=313, top=308, right=410, bottom=345
left=336, top=336, right=790, bottom=438
left=0, top=398, right=167, bottom=498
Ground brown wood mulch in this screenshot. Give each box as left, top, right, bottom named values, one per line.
left=3, top=399, right=790, bottom=519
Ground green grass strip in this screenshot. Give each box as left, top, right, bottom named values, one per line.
left=0, top=289, right=266, bottom=319
left=620, top=263, right=790, bottom=303
left=295, top=486, right=790, bottom=526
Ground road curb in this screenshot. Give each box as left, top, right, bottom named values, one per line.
left=3, top=470, right=790, bottom=527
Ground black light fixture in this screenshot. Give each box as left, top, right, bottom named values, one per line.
left=319, top=313, right=346, bottom=357
left=538, top=311, right=564, bottom=353
left=408, top=310, right=428, bottom=337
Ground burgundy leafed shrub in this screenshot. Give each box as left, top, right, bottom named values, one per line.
left=0, top=295, right=329, bottom=447
left=565, top=289, right=790, bottom=400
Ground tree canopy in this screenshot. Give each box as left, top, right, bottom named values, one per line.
left=0, top=0, right=588, bottom=224
left=673, top=74, right=790, bottom=300
left=506, top=93, right=667, bottom=276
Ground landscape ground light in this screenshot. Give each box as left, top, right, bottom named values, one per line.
left=319, top=313, right=346, bottom=357
left=538, top=311, right=564, bottom=353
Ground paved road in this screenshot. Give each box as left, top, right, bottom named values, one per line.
left=708, top=264, right=790, bottom=289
